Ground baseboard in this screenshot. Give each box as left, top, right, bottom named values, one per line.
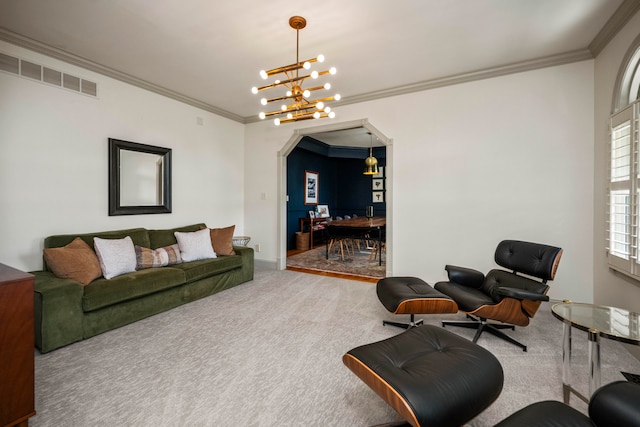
left=255, top=259, right=277, bottom=270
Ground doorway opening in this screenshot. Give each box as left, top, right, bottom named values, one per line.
left=277, top=118, right=393, bottom=279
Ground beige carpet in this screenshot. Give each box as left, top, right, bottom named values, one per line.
left=31, top=268, right=640, bottom=426
left=287, top=244, right=385, bottom=278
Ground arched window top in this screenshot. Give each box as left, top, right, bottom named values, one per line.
left=613, top=33, right=640, bottom=113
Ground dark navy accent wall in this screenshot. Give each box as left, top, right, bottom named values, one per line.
left=286, top=139, right=386, bottom=250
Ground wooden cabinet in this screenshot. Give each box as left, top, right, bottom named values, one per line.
left=299, top=217, right=330, bottom=249
left=0, top=264, right=35, bottom=427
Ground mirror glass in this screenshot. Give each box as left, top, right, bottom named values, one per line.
left=109, top=138, right=172, bottom=215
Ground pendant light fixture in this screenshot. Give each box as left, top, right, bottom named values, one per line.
left=251, top=16, right=340, bottom=126
left=363, top=132, right=379, bottom=175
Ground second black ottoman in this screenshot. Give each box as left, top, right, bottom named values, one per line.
left=343, top=325, right=504, bottom=427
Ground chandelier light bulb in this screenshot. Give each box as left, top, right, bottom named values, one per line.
left=260, top=98, right=267, bottom=106
left=251, top=87, right=258, bottom=94
left=260, top=70, right=268, bottom=80
left=317, top=54, right=325, bottom=62
left=313, top=112, right=321, bottom=119
left=334, top=94, right=341, bottom=101
left=329, top=67, right=337, bottom=75
left=281, top=105, right=287, bottom=111
left=274, top=118, right=280, bottom=126
left=303, top=90, right=311, bottom=98
left=287, top=113, right=293, bottom=119
left=303, top=61, right=311, bottom=69
left=275, top=79, right=280, bottom=84
left=311, top=71, right=319, bottom=79
left=316, top=102, right=324, bottom=110
left=286, top=90, right=292, bottom=97
left=328, top=111, right=335, bottom=118
left=259, top=112, right=266, bottom=120
left=324, top=106, right=331, bottom=113
left=324, top=83, right=331, bottom=90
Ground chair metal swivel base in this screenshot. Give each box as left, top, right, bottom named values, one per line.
left=442, top=314, right=527, bottom=352
left=383, top=314, right=424, bottom=329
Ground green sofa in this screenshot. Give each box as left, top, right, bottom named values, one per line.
left=31, top=223, right=254, bottom=353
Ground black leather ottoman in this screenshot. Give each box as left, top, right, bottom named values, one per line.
left=495, top=381, right=640, bottom=427
left=343, top=325, right=504, bottom=427
left=377, top=276, right=459, bottom=328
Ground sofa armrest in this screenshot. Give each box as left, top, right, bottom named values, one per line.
left=32, top=271, right=85, bottom=353
left=445, top=265, right=485, bottom=289
left=232, top=245, right=254, bottom=283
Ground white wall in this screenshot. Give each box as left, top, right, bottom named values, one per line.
left=0, top=41, right=245, bottom=271
left=246, top=61, right=595, bottom=302
left=593, top=12, right=640, bottom=311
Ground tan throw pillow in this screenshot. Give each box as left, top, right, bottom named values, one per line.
left=210, top=225, right=236, bottom=256
left=135, top=244, right=182, bottom=270
left=43, top=237, right=102, bottom=285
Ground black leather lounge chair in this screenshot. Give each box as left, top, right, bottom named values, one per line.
left=434, top=239, right=563, bottom=351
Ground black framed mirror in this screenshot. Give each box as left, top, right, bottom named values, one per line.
left=108, top=138, right=172, bottom=216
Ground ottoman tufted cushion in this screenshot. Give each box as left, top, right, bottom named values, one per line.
left=377, top=276, right=458, bottom=314
left=343, top=325, right=504, bottom=427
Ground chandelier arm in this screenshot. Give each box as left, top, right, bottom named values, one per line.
left=254, top=75, right=311, bottom=92
left=277, top=112, right=332, bottom=124
left=262, top=57, right=322, bottom=78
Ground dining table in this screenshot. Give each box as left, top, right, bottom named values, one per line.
left=325, top=216, right=386, bottom=265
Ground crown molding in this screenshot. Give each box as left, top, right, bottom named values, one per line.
left=4, top=0, right=633, bottom=128
left=589, top=0, right=640, bottom=57
left=0, top=27, right=246, bottom=123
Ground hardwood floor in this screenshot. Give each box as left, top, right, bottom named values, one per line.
left=286, top=245, right=379, bottom=283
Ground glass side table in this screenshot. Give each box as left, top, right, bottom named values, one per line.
left=551, top=301, right=640, bottom=403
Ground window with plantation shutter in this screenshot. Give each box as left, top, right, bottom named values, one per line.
left=607, top=101, right=640, bottom=276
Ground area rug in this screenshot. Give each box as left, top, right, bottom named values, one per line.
left=286, top=244, right=385, bottom=278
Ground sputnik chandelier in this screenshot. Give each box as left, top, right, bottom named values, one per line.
left=251, top=16, right=340, bottom=126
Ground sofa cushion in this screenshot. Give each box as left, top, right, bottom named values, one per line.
left=43, top=237, right=102, bottom=285
left=82, top=267, right=187, bottom=312
left=174, top=256, right=243, bottom=283
left=94, top=236, right=137, bottom=279
left=148, top=223, right=206, bottom=249
left=175, top=229, right=217, bottom=262
left=210, top=225, right=236, bottom=256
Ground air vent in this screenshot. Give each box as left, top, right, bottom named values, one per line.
left=43, top=67, right=61, bottom=86
left=63, top=73, right=80, bottom=91
left=0, top=53, right=19, bottom=74
left=0, top=51, right=98, bottom=98
left=21, top=60, right=42, bottom=80
left=81, top=79, right=97, bottom=96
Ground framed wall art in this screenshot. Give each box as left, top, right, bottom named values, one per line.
left=372, top=178, right=384, bottom=190
left=304, top=170, right=319, bottom=205
left=373, top=191, right=384, bottom=203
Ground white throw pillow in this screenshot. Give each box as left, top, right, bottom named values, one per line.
left=93, top=236, right=137, bottom=279
left=174, top=228, right=217, bottom=262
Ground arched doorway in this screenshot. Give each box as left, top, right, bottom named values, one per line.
left=276, top=118, right=393, bottom=276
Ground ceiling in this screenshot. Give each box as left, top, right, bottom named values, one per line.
left=0, top=0, right=635, bottom=147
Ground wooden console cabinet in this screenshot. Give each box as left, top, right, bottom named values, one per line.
left=299, top=217, right=330, bottom=249
left=0, top=264, right=35, bottom=427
